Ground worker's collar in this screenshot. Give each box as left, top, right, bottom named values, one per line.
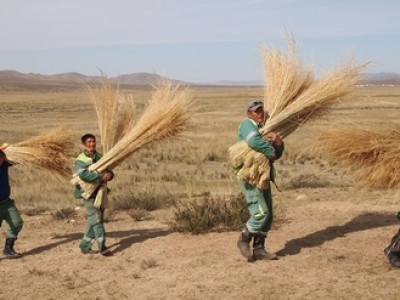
left=247, top=118, right=263, bottom=128
left=83, top=150, right=97, bottom=158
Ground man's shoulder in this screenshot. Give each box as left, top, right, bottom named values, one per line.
left=75, top=152, right=91, bottom=163
left=239, top=118, right=258, bottom=130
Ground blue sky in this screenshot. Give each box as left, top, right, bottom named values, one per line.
left=0, top=0, right=399, bottom=82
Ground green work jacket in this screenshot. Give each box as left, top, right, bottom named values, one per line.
left=73, top=151, right=103, bottom=199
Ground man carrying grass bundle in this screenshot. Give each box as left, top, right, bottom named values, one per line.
left=74, top=134, right=114, bottom=256
left=0, top=148, right=23, bottom=258
left=236, top=101, right=284, bottom=261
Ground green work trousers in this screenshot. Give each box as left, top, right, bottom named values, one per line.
left=0, top=198, right=24, bottom=239
left=240, top=181, right=273, bottom=234
left=79, top=198, right=106, bottom=252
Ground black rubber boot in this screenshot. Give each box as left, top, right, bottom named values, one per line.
left=252, top=234, right=277, bottom=261
left=3, top=238, right=22, bottom=258
left=100, top=247, right=113, bottom=257
left=388, top=252, right=400, bottom=268
left=237, top=228, right=253, bottom=259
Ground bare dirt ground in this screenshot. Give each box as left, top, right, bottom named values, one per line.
left=1, top=187, right=399, bottom=300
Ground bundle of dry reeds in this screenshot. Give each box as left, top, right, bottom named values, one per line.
left=82, top=76, right=136, bottom=207
left=87, top=75, right=135, bottom=153
left=317, top=127, right=400, bottom=189
left=229, top=38, right=367, bottom=189
left=71, top=80, right=193, bottom=201
left=3, top=127, right=75, bottom=179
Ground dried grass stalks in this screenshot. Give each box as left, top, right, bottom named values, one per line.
left=4, top=127, right=75, bottom=179
left=72, top=80, right=193, bottom=199
left=229, top=38, right=367, bottom=189
left=87, top=75, right=135, bottom=153
left=317, top=127, right=400, bottom=189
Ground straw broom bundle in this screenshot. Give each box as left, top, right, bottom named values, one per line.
left=317, top=127, right=400, bottom=189
left=229, top=39, right=367, bottom=189
left=81, top=77, right=136, bottom=207
left=71, top=80, right=193, bottom=201
left=3, top=127, right=75, bottom=179
left=87, top=75, right=135, bottom=153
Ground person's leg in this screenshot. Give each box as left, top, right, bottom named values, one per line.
left=79, top=199, right=97, bottom=253
left=251, top=188, right=277, bottom=260
left=3, top=199, right=23, bottom=258
left=82, top=199, right=111, bottom=256
left=238, top=181, right=274, bottom=260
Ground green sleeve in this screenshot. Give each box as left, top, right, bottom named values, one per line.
left=238, top=119, right=276, bottom=159
left=75, top=159, right=102, bottom=183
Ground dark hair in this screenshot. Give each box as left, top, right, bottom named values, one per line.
left=81, top=133, right=96, bottom=143
left=0, top=149, right=5, bottom=159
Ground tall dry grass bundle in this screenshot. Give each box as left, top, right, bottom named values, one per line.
left=317, top=127, right=400, bottom=189
left=71, top=80, right=193, bottom=200
left=84, top=76, right=137, bottom=207
left=3, top=127, right=75, bottom=179
left=87, top=75, right=135, bottom=153
left=229, top=38, right=367, bottom=189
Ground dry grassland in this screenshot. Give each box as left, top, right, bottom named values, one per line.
left=0, top=85, right=400, bottom=299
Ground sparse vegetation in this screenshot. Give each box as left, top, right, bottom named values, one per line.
left=1, top=84, right=400, bottom=299
left=127, top=208, right=152, bottom=221
left=171, top=194, right=249, bottom=234
left=140, top=258, right=159, bottom=270
left=51, top=207, right=76, bottom=220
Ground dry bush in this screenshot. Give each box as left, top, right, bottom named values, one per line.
left=127, top=208, right=152, bottom=222
left=283, top=173, right=332, bottom=189
left=51, top=207, right=76, bottom=220
left=171, top=194, right=249, bottom=234
left=112, top=191, right=174, bottom=211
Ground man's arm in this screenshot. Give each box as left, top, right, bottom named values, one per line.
left=239, top=119, right=276, bottom=159
left=75, top=160, right=102, bottom=183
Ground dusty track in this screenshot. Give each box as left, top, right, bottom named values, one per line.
left=1, top=187, right=399, bottom=299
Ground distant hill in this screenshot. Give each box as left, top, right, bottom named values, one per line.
left=360, top=72, right=400, bottom=85
left=1, top=70, right=400, bottom=89
left=0, top=70, right=184, bottom=90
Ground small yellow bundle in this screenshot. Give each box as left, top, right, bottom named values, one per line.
left=317, top=127, right=400, bottom=189
left=3, top=127, right=75, bottom=179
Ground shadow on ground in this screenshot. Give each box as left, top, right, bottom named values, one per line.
left=20, top=227, right=171, bottom=257
left=277, top=212, right=400, bottom=256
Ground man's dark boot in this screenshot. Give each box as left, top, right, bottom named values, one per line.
left=237, top=228, right=253, bottom=259
left=252, top=234, right=277, bottom=261
left=3, top=238, right=22, bottom=258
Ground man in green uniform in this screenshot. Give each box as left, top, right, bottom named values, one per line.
left=236, top=100, right=284, bottom=261
left=0, top=148, right=23, bottom=258
left=74, top=134, right=113, bottom=256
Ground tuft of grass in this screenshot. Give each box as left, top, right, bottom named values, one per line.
left=23, top=206, right=49, bottom=216
left=51, top=207, right=76, bottom=220
left=283, top=173, right=332, bottom=189
left=140, top=258, right=158, bottom=270
left=113, top=191, right=175, bottom=211
left=126, top=208, right=152, bottom=221
left=171, top=194, right=249, bottom=234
